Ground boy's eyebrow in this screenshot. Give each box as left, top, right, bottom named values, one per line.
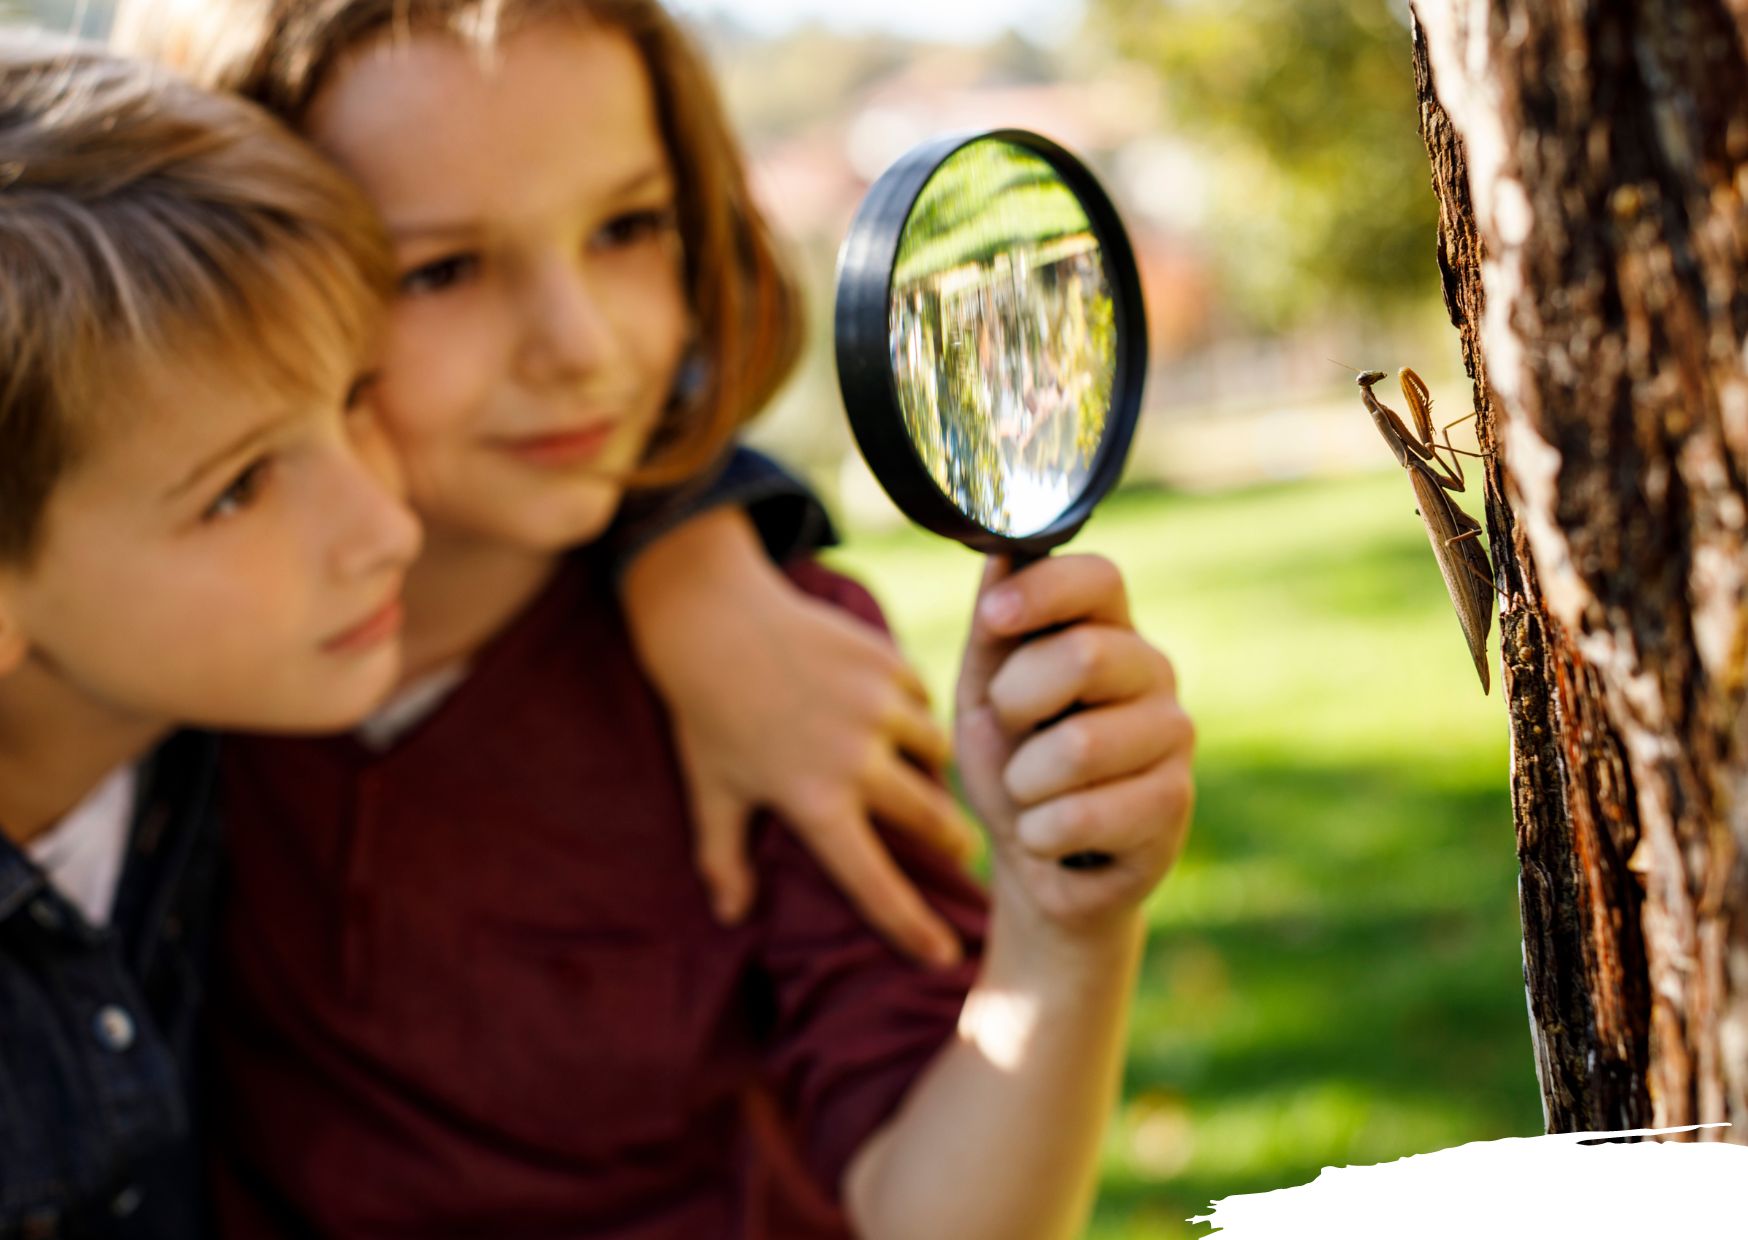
left=164, top=413, right=296, bottom=504
left=386, top=165, right=675, bottom=244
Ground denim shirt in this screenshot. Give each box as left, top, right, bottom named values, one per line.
left=604, top=444, right=837, bottom=570
left=0, top=731, right=221, bottom=1240
left=0, top=446, right=829, bottom=1238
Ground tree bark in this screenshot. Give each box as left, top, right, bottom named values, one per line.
left=1409, top=1, right=1748, bottom=1138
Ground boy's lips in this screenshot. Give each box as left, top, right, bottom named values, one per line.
left=493, top=421, right=619, bottom=468
left=322, top=595, right=405, bottom=655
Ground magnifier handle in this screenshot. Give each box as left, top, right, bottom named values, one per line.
left=1004, top=551, right=1115, bottom=874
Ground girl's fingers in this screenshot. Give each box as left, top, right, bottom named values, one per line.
left=1011, top=847, right=1171, bottom=933
left=863, top=750, right=981, bottom=863
left=1002, top=695, right=1193, bottom=807
left=976, top=553, right=1130, bottom=637
left=792, top=794, right=965, bottom=969
left=690, top=779, right=757, bottom=924
left=1011, top=760, right=1194, bottom=869
left=985, top=625, right=1172, bottom=734
left=880, top=690, right=953, bottom=774
left=673, top=722, right=759, bottom=924
left=890, top=647, right=933, bottom=706
left=838, top=612, right=933, bottom=707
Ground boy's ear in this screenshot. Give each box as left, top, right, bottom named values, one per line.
left=0, top=587, right=31, bottom=678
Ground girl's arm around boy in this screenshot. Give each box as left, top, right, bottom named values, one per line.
left=845, top=553, right=1195, bottom=1240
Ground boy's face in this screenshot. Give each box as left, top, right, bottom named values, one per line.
left=304, top=18, right=690, bottom=553
left=0, top=349, right=422, bottom=731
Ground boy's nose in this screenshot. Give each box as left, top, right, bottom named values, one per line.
left=518, top=256, right=614, bottom=385
left=329, top=448, right=423, bottom=582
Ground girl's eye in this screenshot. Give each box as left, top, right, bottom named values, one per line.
left=203, top=458, right=273, bottom=523
left=399, top=253, right=479, bottom=296
left=593, top=207, right=678, bottom=252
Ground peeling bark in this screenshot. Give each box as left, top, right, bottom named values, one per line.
left=1410, top=0, right=1748, bottom=1137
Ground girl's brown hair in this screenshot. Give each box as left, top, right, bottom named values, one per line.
left=118, top=0, right=805, bottom=486
left=0, top=27, right=392, bottom=563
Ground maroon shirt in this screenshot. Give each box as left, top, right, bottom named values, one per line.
left=210, top=553, right=986, bottom=1239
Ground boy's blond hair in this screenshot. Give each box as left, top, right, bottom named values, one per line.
left=0, top=28, right=392, bottom=561
left=116, top=0, right=804, bottom=487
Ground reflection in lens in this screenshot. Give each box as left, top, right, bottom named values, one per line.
left=889, top=140, right=1116, bottom=537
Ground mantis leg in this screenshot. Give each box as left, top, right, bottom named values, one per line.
left=1399, top=368, right=1469, bottom=492
left=1444, top=527, right=1495, bottom=591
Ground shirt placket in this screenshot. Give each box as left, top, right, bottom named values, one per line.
left=0, top=879, right=180, bottom=1236
left=340, top=763, right=388, bottom=1004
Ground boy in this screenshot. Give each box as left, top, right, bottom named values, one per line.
left=0, top=27, right=422, bottom=1236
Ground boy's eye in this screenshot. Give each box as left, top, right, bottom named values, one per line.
left=399, top=253, right=479, bottom=296
left=592, top=207, right=678, bottom=253
left=203, top=458, right=273, bottom=523
left=345, top=371, right=381, bottom=412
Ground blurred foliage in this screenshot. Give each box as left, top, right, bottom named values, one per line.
left=713, top=23, right=1061, bottom=146
left=711, top=22, right=913, bottom=144
left=895, top=143, right=1083, bottom=280
left=831, top=471, right=1541, bottom=1237
left=1082, top=0, right=1437, bottom=330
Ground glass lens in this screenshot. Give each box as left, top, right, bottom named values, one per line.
left=889, top=139, right=1116, bottom=537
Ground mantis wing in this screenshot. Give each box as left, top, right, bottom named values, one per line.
left=1406, top=462, right=1494, bottom=694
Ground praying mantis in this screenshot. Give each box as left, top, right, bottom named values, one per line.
left=1351, top=366, right=1495, bottom=694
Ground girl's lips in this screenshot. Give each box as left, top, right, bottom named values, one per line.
left=323, top=597, right=405, bottom=655
left=495, top=422, right=618, bottom=468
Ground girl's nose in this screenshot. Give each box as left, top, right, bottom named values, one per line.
left=518, top=254, right=614, bottom=385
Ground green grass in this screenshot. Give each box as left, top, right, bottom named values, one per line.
left=824, top=470, right=1542, bottom=1238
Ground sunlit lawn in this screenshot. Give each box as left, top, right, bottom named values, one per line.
left=824, top=468, right=1543, bottom=1238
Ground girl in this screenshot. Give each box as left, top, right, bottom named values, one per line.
left=126, top=0, right=980, bottom=973
left=123, top=3, right=1196, bottom=1236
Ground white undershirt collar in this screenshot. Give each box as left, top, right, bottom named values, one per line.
left=26, top=764, right=138, bottom=928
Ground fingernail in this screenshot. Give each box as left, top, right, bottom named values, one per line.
left=929, top=937, right=963, bottom=970
left=714, top=891, right=749, bottom=924
left=981, top=588, right=1021, bottom=628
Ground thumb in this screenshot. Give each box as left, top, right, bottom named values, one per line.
left=678, top=734, right=758, bottom=924
left=956, top=555, right=1020, bottom=718
left=954, top=700, right=1016, bottom=846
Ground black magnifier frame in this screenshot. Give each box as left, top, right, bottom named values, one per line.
left=833, top=127, right=1149, bottom=559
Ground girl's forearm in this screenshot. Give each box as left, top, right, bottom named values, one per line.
left=842, top=881, right=1146, bottom=1240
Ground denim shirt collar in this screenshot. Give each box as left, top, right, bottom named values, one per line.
left=0, top=729, right=218, bottom=942
left=0, top=829, right=49, bottom=924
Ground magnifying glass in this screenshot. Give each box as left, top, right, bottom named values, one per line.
left=834, top=129, right=1149, bottom=869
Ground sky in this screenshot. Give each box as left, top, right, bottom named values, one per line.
left=669, top=0, right=1085, bottom=45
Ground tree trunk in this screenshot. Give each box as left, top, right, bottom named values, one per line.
left=1408, top=1, right=1748, bottom=1138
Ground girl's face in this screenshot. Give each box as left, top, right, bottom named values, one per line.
left=304, top=18, right=690, bottom=553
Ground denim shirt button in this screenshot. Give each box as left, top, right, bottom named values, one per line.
left=27, top=898, right=62, bottom=932
left=110, top=1186, right=144, bottom=1218
left=94, top=1004, right=137, bottom=1052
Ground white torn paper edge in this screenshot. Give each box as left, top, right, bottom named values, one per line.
left=1192, top=1125, right=1740, bottom=1237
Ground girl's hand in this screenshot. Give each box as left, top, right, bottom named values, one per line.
left=954, top=554, right=1194, bottom=937
left=623, top=509, right=976, bottom=967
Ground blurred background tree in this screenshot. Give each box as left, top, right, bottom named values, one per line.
left=1085, top=0, right=1433, bottom=329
